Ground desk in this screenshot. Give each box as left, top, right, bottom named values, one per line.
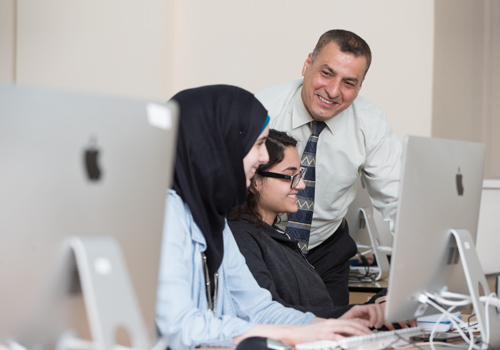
left=348, top=279, right=388, bottom=304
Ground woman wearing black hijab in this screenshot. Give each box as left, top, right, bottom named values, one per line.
left=156, top=85, right=375, bottom=350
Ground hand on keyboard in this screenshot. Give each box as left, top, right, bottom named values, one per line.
left=373, top=296, right=418, bottom=331
left=339, top=304, right=385, bottom=329
left=295, top=326, right=423, bottom=350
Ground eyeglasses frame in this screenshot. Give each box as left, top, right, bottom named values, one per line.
left=256, top=167, right=307, bottom=189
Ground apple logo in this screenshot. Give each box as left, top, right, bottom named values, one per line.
left=456, top=167, right=464, bottom=196
left=84, top=137, right=102, bottom=182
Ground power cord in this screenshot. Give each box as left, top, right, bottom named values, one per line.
left=419, top=293, right=479, bottom=350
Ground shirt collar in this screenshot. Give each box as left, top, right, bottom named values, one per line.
left=291, top=85, right=350, bottom=134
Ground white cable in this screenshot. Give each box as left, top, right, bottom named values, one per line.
left=483, top=292, right=497, bottom=347
left=441, top=291, right=474, bottom=302
left=421, top=293, right=480, bottom=350
left=356, top=246, right=374, bottom=255
left=425, top=291, right=500, bottom=349
left=479, top=294, right=500, bottom=308
left=429, top=308, right=452, bottom=350
left=427, top=292, right=472, bottom=307
left=377, top=246, right=393, bottom=253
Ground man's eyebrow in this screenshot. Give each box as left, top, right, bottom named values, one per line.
left=320, top=64, right=359, bottom=84
left=320, top=64, right=335, bottom=75
left=281, top=166, right=298, bottom=172
left=345, top=76, right=359, bottom=84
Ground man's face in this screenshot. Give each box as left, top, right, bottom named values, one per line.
left=301, top=42, right=367, bottom=121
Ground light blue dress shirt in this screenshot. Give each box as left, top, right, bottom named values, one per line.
left=156, top=190, right=315, bottom=350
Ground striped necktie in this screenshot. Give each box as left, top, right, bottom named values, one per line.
left=286, top=120, right=327, bottom=256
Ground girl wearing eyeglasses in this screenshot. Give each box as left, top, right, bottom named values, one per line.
left=229, top=129, right=385, bottom=320
left=156, top=87, right=383, bottom=350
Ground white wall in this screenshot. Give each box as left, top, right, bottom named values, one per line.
left=0, top=0, right=16, bottom=81
left=15, top=0, right=174, bottom=100
left=5, top=0, right=434, bottom=142
left=171, top=0, right=435, bottom=142
left=432, top=0, right=500, bottom=179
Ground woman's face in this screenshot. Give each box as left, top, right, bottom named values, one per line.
left=243, top=126, right=270, bottom=188
left=255, top=146, right=306, bottom=225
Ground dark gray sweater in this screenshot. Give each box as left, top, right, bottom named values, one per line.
left=229, top=218, right=352, bottom=318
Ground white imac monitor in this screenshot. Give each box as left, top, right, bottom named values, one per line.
left=0, top=83, right=178, bottom=350
left=385, top=136, right=500, bottom=348
left=345, top=176, right=392, bottom=281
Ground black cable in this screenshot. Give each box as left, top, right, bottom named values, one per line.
left=349, top=251, right=377, bottom=282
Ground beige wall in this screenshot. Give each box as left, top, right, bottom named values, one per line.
left=14, top=0, right=174, bottom=100
left=171, top=0, right=435, bottom=142
left=486, top=1, right=500, bottom=178
left=432, top=0, right=500, bottom=179
left=0, top=0, right=16, bottom=81
left=3, top=0, right=434, bottom=142
left=4, top=1, right=498, bottom=175
left=432, top=1, right=485, bottom=143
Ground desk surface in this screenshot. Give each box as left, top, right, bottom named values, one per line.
left=348, top=279, right=388, bottom=293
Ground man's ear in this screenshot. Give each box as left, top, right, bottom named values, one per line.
left=302, top=53, right=313, bottom=77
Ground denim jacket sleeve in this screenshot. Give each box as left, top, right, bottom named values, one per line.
left=156, top=190, right=314, bottom=350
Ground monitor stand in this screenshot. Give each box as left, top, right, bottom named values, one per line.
left=417, top=229, right=500, bottom=349
left=355, top=208, right=391, bottom=281
left=448, top=229, right=500, bottom=349
left=58, top=236, right=150, bottom=350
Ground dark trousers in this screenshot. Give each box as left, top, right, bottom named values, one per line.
left=307, top=220, right=357, bottom=307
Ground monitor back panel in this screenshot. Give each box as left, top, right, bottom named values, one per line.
left=386, top=136, right=485, bottom=322
left=0, top=83, right=178, bottom=345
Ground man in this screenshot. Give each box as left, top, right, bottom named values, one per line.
left=256, top=29, right=401, bottom=306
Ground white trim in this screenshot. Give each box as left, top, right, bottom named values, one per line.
left=483, top=179, right=500, bottom=189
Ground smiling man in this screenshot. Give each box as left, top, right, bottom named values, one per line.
left=256, top=29, right=402, bottom=306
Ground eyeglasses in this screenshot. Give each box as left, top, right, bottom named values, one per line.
left=256, top=167, right=307, bottom=189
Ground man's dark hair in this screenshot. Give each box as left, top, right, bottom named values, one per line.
left=230, top=129, right=298, bottom=226
left=312, top=29, right=372, bottom=79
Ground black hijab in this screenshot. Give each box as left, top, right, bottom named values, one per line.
left=171, top=85, right=268, bottom=277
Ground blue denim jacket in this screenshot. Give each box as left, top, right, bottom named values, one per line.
left=156, top=190, right=314, bottom=350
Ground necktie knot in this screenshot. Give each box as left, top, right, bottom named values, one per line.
left=311, top=121, right=327, bottom=137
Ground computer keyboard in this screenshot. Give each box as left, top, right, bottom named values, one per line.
left=295, top=326, right=423, bottom=350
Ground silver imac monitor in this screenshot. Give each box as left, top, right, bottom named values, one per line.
left=385, top=136, right=500, bottom=347
left=0, top=83, right=178, bottom=350
left=345, top=176, right=392, bottom=281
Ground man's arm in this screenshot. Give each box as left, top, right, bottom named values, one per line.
left=361, top=117, right=402, bottom=234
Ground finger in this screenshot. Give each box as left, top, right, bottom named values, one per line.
left=330, top=334, right=346, bottom=341
left=322, top=319, right=371, bottom=337
left=367, top=304, right=384, bottom=328
left=384, top=322, right=395, bottom=331
left=408, top=319, right=418, bottom=327
left=365, top=305, right=377, bottom=328
left=351, top=318, right=370, bottom=327
left=397, top=320, right=409, bottom=329
left=331, top=320, right=372, bottom=336
left=375, top=304, right=385, bottom=328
